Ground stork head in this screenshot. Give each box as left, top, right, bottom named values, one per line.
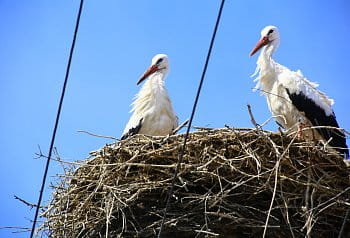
left=137, top=54, right=169, bottom=85
left=249, top=25, right=280, bottom=57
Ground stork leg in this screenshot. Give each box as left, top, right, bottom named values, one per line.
left=297, top=122, right=306, bottom=140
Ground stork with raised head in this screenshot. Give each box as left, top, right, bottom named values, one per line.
left=249, top=25, right=348, bottom=158
left=121, top=54, right=178, bottom=140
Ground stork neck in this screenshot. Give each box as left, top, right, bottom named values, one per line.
left=259, top=44, right=275, bottom=63
left=132, top=72, right=168, bottom=114
left=256, top=45, right=276, bottom=77
left=148, top=72, right=165, bottom=89
left=138, top=72, right=167, bottom=98
left=253, top=42, right=279, bottom=92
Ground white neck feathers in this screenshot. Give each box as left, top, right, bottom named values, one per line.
left=131, top=73, right=167, bottom=114
left=252, top=44, right=278, bottom=93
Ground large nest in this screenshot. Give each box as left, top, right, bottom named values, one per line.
left=40, top=128, right=350, bottom=237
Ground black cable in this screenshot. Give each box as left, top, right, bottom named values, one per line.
left=29, top=1, right=84, bottom=237
left=157, top=0, right=226, bottom=237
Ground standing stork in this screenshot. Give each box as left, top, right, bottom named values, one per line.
left=249, top=25, right=348, bottom=158
left=121, top=54, right=178, bottom=140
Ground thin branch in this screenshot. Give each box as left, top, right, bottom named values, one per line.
left=0, top=226, right=32, bottom=233
left=77, top=130, right=118, bottom=140
left=14, top=195, right=37, bottom=209
left=247, top=104, right=260, bottom=130
left=338, top=208, right=350, bottom=238
left=172, top=119, right=189, bottom=134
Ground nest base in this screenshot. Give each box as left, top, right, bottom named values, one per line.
left=41, top=128, right=350, bottom=237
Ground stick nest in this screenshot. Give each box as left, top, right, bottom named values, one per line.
left=40, top=128, right=350, bottom=237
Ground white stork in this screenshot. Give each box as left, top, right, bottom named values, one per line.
left=121, top=54, right=178, bottom=140
left=249, top=25, right=348, bottom=158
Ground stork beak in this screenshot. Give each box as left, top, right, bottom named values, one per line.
left=137, top=64, right=159, bottom=85
left=249, top=36, right=270, bottom=57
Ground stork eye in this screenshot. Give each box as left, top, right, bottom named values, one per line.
left=268, top=29, right=274, bottom=35
left=156, top=58, right=163, bottom=65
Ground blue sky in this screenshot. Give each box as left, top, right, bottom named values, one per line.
left=1, top=1, right=349, bottom=237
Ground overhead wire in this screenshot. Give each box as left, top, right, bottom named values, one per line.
left=157, top=0, right=226, bottom=237
left=29, top=0, right=85, bottom=237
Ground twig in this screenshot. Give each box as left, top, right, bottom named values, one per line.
left=172, top=119, right=189, bottom=134
left=338, top=208, right=350, bottom=238
left=253, top=87, right=290, bottom=101
left=14, top=195, right=37, bottom=209
left=77, top=130, right=118, bottom=140
left=260, top=114, right=287, bottom=128
left=312, top=187, right=350, bottom=214
left=34, top=145, right=44, bottom=159
left=303, top=167, right=313, bottom=237
left=192, top=126, right=215, bottom=130
left=0, top=226, right=32, bottom=233
left=247, top=104, right=260, bottom=131
left=194, top=229, right=219, bottom=236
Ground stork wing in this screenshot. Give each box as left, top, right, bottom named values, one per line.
left=286, top=88, right=348, bottom=157
left=120, top=118, right=143, bottom=140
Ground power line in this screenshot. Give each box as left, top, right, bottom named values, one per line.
left=29, top=0, right=84, bottom=237
left=156, top=0, right=226, bottom=237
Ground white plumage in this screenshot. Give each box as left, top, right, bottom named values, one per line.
left=121, top=54, right=178, bottom=140
left=250, top=25, right=348, bottom=157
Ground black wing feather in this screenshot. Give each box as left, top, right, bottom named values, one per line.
left=286, top=89, right=348, bottom=158
left=120, top=118, right=143, bottom=140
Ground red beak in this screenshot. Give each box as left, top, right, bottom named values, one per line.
left=249, top=36, right=270, bottom=57
left=137, top=64, right=159, bottom=85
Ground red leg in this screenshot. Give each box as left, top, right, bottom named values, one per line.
left=298, top=123, right=306, bottom=139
